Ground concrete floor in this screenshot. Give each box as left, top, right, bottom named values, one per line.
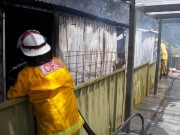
left=129, top=71, right=180, bottom=135
left=153, top=72, right=180, bottom=135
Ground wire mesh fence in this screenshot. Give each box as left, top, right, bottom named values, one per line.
left=64, top=50, right=126, bottom=85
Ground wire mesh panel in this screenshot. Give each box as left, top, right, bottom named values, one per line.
left=64, top=50, right=126, bottom=85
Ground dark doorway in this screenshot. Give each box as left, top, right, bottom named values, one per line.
left=116, top=27, right=126, bottom=69
left=5, top=6, right=53, bottom=89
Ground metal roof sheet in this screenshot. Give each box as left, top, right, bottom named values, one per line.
left=136, top=0, right=180, bottom=6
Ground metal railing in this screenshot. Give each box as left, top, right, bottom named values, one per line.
left=111, top=113, right=145, bottom=135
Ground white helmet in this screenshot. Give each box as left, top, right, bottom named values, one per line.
left=17, top=30, right=51, bottom=57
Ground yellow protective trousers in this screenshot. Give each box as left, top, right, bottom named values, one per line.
left=161, top=59, right=167, bottom=76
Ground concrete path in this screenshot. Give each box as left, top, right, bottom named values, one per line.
left=153, top=71, right=180, bottom=135
left=129, top=77, right=169, bottom=135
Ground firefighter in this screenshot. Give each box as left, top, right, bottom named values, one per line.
left=155, top=38, right=168, bottom=77
left=7, top=30, right=84, bottom=135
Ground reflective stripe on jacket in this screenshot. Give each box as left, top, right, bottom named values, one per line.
left=7, top=57, right=84, bottom=135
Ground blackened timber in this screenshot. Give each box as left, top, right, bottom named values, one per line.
left=52, top=12, right=60, bottom=55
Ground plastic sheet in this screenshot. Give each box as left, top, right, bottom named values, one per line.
left=57, top=14, right=117, bottom=85
left=134, top=11, right=158, bottom=67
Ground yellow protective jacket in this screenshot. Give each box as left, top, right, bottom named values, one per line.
left=160, top=42, right=168, bottom=60
left=7, top=57, right=84, bottom=135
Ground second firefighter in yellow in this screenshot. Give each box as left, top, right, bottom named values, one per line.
left=155, top=38, right=168, bottom=76
left=160, top=42, right=168, bottom=75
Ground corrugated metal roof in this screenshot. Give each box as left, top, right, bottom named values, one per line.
left=5, top=0, right=180, bottom=32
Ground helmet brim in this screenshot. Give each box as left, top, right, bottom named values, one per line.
left=21, top=43, right=51, bottom=57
